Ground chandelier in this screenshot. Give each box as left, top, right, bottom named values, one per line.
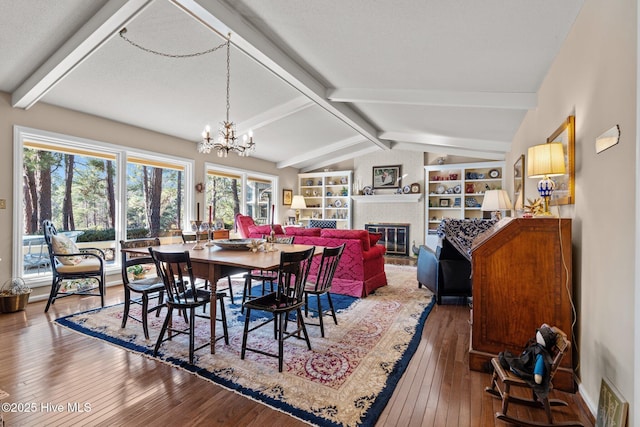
left=198, top=36, right=255, bottom=157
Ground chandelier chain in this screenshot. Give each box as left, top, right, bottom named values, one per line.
left=225, top=38, right=231, bottom=123
left=119, top=28, right=227, bottom=59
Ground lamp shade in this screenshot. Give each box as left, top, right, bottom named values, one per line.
left=527, top=143, right=566, bottom=178
left=290, top=195, right=307, bottom=209
left=481, top=189, right=513, bottom=212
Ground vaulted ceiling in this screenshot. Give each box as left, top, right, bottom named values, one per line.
left=1, top=0, right=583, bottom=171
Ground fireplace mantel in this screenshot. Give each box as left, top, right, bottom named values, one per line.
left=352, top=194, right=422, bottom=203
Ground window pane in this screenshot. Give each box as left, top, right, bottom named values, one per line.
left=22, top=144, right=117, bottom=276
left=205, top=171, right=241, bottom=228
left=126, top=160, right=185, bottom=238
left=246, top=178, right=272, bottom=225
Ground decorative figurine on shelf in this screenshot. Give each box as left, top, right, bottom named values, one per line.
left=498, top=324, right=557, bottom=398
left=524, top=197, right=544, bottom=217
left=466, top=183, right=475, bottom=194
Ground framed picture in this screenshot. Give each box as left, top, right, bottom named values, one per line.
left=282, top=189, right=293, bottom=206
left=596, top=377, right=628, bottom=427
left=439, top=198, right=450, bottom=207
left=513, top=154, right=525, bottom=212
left=547, top=115, right=575, bottom=205
left=372, top=165, right=401, bottom=189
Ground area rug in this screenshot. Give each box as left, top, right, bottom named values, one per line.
left=55, top=265, right=434, bottom=427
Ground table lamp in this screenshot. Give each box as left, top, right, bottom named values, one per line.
left=481, top=189, right=512, bottom=220
left=290, top=195, right=306, bottom=224
left=527, top=142, right=566, bottom=215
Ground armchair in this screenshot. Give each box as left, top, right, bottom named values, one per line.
left=42, top=220, right=105, bottom=312
left=417, top=238, right=471, bottom=305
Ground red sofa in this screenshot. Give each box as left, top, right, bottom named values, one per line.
left=234, top=214, right=387, bottom=297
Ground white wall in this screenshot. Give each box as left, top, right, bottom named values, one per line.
left=352, top=150, right=425, bottom=249
left=507, top=0, right=636, bottom=421
left=0, top=91, right=299, bottom=284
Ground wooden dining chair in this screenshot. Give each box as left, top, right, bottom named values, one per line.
left=241, top=235, right=295, bottom=309
left=485, top=326, right=583, bottom=427
left=241, top=246, right=315, bottom=372
left=120, top=238, right=165, bottom=339
left=149, top=249, right=229, bottom=364
left=182, top=231, right=239, bottom=304
left=304, top=243, right=345, bottom=337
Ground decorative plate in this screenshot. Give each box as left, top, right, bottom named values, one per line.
left=363, top=185, right=373, bottom=195
left=454, top=184, right=461, bottom=194
left=466, top=197, right=478, bottom=207
left=436, top=185, right=446, bottom=194
left=213, top=239, right=261, bottom=250
left=489, top=169, right=500, bottom=178
left=477, top=173, right=485, bottom=179
left=402, top=185, right=411, bottom=194
left=334, top=199, right=342, bottom=207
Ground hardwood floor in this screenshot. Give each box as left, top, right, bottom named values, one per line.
left=0, top=277, right=594, bottom=426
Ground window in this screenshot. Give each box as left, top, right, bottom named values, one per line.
left=205, top=164, right=278, bottom=228
left=126, top=156, right=186, bottom=239
left=14, top=126, right=192, bottom=285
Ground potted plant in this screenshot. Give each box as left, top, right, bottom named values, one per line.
left=127, top=264, right=147, bottom=280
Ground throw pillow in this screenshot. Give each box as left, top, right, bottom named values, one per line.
left=51, top=234, right=83, bottom=265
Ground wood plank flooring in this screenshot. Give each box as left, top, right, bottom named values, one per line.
left=0, top=274, right=594, bottom=426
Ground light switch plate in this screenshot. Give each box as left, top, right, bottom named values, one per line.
left=0, top=199, right=5, bottom=209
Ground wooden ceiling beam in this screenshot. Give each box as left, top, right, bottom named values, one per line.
left=12, top=0, right=155, bottom=109
left=327, top=88, right=537, bottom=110
left=172, top=0, right=390, bottom=151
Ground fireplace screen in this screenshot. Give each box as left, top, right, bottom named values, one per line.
left=365, top=223, right=410, bottom=256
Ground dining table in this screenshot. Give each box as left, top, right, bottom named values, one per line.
left=121, top=241, right=323, bottom=354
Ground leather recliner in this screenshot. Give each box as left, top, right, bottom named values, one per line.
left=417, top=238, right=471, bottom=305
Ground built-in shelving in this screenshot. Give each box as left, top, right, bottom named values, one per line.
left=298, top=171, right=352, bottom=229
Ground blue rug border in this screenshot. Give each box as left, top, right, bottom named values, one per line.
left=54, top=292, right=435, bottom=427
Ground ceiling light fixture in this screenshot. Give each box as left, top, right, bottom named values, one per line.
left=198, top=35, right=255, bottom=157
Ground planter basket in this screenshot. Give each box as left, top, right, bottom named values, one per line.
left=0, top=291, right=31, bottom=313
left=0, top=278, right=31, bottom=313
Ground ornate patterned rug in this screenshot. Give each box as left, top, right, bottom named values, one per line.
left=55, top=265, right=433, bottom=427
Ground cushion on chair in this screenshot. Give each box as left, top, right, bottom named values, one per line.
left=235, top=214, right=256, bottom=238
left=55, top=257, right=102, bottom=273
left=51, top=234, right=83, bottom=265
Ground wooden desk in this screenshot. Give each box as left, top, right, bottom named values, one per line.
left=122, top=242, right=322, bottom=353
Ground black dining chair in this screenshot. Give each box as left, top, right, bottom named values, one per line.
left=120, top=238, right=165, bottom=339
left=182, top=231, right=239, bottom=304
left=304, top=243, right=345, bottom=337
left=149, top=249, right=229, bottom=364
left=241, top=235, right=295, bottom=309
left=241, top=246, right=315, bottom=372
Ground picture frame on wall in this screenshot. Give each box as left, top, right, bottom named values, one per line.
left=372, top=165, right=401, bottom=189
left=283, top=188, right=293, bottom=206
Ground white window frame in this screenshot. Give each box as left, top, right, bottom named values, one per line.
left=205, top=162, right=279, bottom=222
left=13, top=125, right=193, bottom=288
